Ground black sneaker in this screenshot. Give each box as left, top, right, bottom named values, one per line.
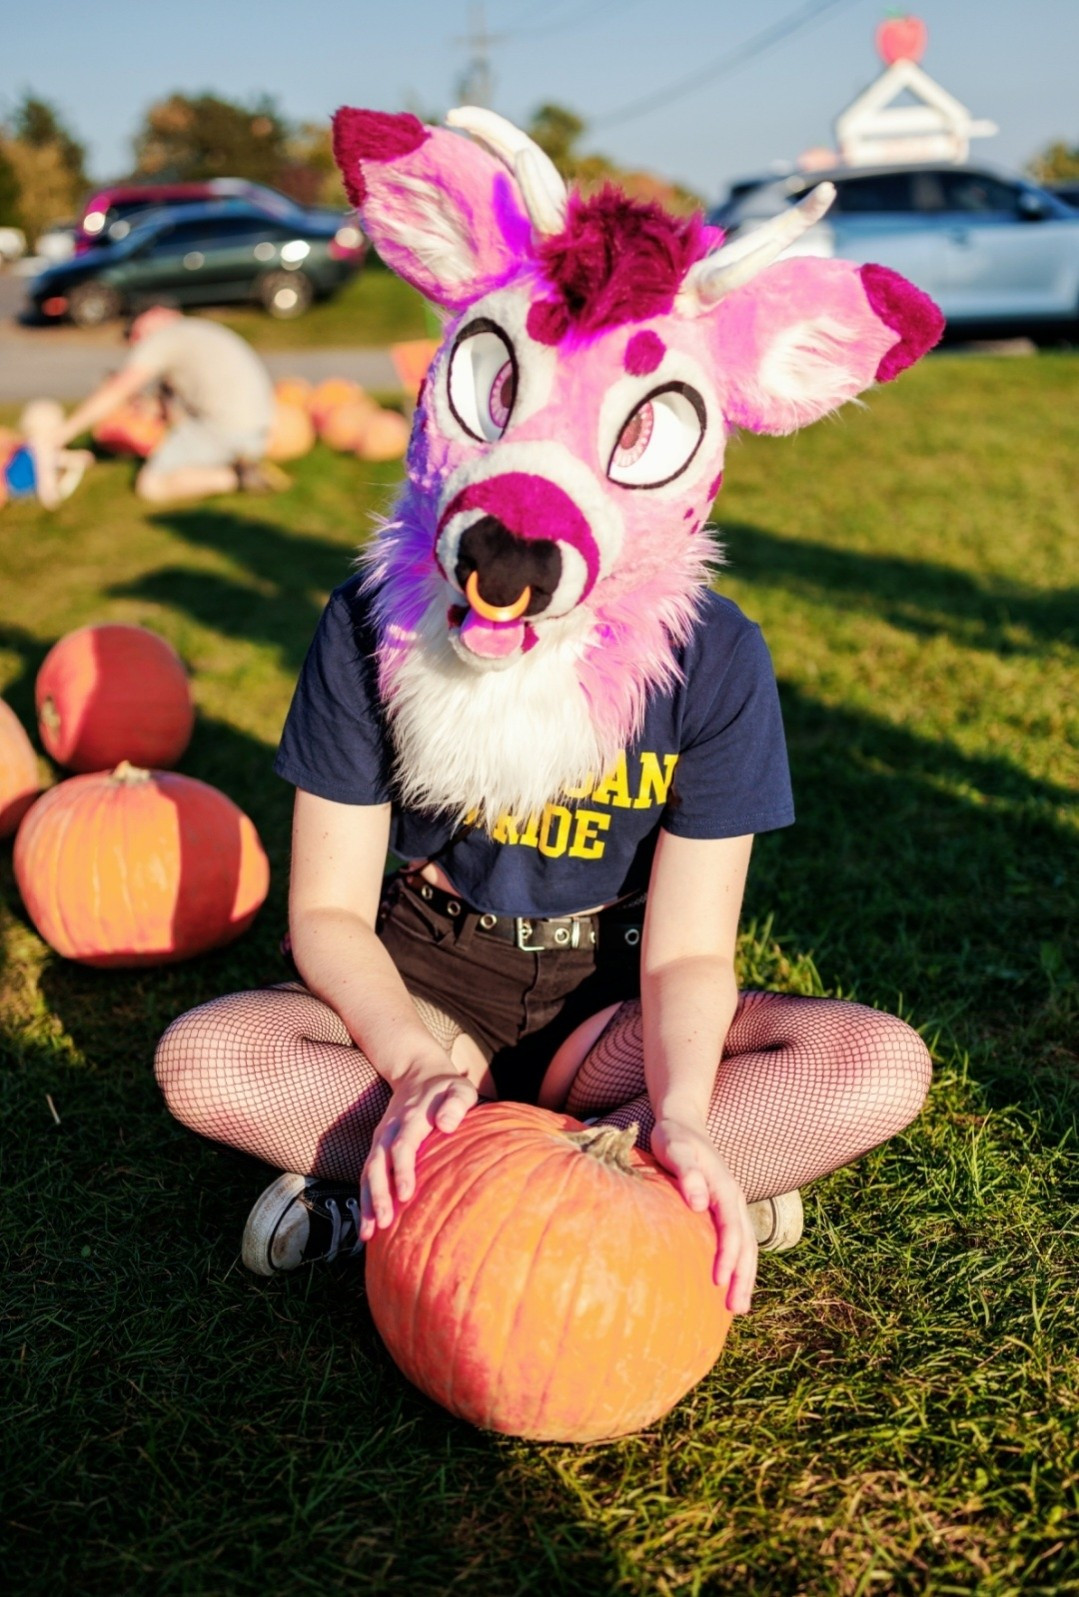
left=241, top=1172, right=365, bottom=1276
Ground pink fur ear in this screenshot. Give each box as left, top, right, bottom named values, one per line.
left=331, top=107, right=532, bottom=311
left=708, top=257, right=944, bottom=436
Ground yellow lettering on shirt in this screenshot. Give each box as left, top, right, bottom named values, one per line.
left=562, top=772, right=596, bottom=799
left=568, top=809, right=611, bottom=859
left=538, top=804, right=572, bottom=857
left=633, top=751, right=680, bottom=809
left=591, top=752, right=632, bottom=808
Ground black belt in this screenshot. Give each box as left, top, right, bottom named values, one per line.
left=397, top=873, right=644, bottom=953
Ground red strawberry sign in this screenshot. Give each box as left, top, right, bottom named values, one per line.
left=875, top=13, right=928, bottom=63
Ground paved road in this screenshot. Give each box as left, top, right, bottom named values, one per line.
left=0, top=269, right=398, bottom=402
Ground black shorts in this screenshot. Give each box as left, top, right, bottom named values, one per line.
left=375, top=873, right=643, bottom=1104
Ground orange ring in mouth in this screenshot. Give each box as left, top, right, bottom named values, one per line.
left=464, top=569, right=532, bottom=622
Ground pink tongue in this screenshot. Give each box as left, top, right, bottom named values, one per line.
left=458, top=609, right=526, bottom=659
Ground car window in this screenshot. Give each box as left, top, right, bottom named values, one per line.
left=936, top=172, right=1019, bottom=215
left=829, top=173, right=917, bottom=214
left=165, top=216, right=275, bottom=251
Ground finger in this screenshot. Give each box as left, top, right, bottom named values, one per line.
left=432, top=1080, right=477, bottom=1133
left=725, top=1231, right=758, bottom=1316
left=365, top=1138, right=396, bottom=1230
left=389, top=1127, right=424, bottom=1203
left=711, top=1199, right=744, bottom=1300
left=678, top=1167, right=710, bottom=1213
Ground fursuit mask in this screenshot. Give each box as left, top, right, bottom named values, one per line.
left=332, top=107, right=944, bottom=827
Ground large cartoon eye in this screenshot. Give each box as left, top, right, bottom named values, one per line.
left=448, top=320, right=518, bottom=443
left=608, top=384, right=706, bottom=489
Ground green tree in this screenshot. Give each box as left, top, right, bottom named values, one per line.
left=0, top=93, right=89, bottom=243
left=1027, top=139, right=1079, bottom=184
left=132, top=92, right=290, bottom=185
left=12, top=93, right=87, bottom=188
left=0, top=143, right=21, bottom=226
left=526, top=101, right=702, bottom=214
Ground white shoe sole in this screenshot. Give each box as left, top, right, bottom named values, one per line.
left=748, top=1189, right=804, bottom=1251
left=241, top=1171, right=308, bottom=1276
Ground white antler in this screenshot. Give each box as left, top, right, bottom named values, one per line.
left=684, top=183, right=836, bottom=309
left=447, top=105, right=568, bottom=237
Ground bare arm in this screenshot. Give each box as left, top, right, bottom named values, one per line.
left=55, top=363, right=154, bottom=447
left=642, top=829, right=756, bottom=1310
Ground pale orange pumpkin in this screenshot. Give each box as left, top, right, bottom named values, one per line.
left=319, top=397, right=376, bottom=453
left=36, top=623, right=194, bottom=773
left=273, top=376, right=314, bottom=411
left=92, top=395, right=168, bottom=458
left=356, top=408, right=410, bottom=462
left=310, top=377, right=367, bottom=432
left=0, top=696, right=41, bottom=837
left=14, top=761, right=270, bottom=966
left=265, top=399, right=316, bottom=462
left=366, top=1102, right=733, bottom=1442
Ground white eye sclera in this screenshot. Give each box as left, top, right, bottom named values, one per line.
left=448, top=324, right=517, bottom=443
left=609, top=385, right=705, bottom=488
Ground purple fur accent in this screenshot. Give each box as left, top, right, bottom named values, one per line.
left=624, top=330, right=665, bottom=375
left=859, top=263, right=945, bottom=381
left=527, top=298, right=571, bottom=346
left=535, top=187, right=720, bottom=336
left=441, top=474, right=600, bottom=593
left=331, top=109, right=428, bottom=206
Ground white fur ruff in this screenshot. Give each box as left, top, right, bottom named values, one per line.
left=385, top=602, right=609, bottom=825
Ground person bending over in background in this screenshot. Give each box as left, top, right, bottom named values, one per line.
left=51, top=306, right=281, bottom=503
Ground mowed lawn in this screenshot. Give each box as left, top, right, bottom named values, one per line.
left=1, top=353, right=1077, bottom=1596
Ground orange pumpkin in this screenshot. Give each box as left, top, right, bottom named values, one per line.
left=0, top=697, right=41, bottom=837
left=310, top=377, right=367, bottom=432
left=36, top=623, right=194, bottom=773
left=319, top=397, right=376, bottom=453
left=273, top=376, right=314, bottom=411
left=356, top=408, right=410, bottom=462
left=265, top=399, right=316, bottom=462
left=366, top=1102, right=733, bottom=1442
left=92, top=396, right=168, bottom=458
left=14, top=761, right=270, bottom=966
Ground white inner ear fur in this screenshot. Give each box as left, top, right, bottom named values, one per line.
left=752, top=315, right=868, bottom=433
left=372, top=170, right=489, bottom=290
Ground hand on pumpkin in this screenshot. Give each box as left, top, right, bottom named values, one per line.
left=650, top=1117, right=758, bottom=1315
left=359, top=1063, right=478, bottom=1241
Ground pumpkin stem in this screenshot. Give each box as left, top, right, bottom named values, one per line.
left=39, top=696, right=60, bottom=736
left=110, top=760, right=152, bottom=785
left=564, top=1122, right=641, bottom=1173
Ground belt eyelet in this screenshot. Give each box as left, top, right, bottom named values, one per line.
left=554, top=926, right=570, bottom=945
left=624, top=927, right=641, bottom=946
left=446, top=900, right=461, bottom=917
left=479, top=913, right=497, bottom=929
left=419, top=884, right=433, bottom=901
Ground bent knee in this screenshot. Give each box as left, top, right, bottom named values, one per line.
left=844, top=1005, right=933, bottom=1131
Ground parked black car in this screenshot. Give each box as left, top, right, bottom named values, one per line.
left=26, top=199, right=368, bottom=325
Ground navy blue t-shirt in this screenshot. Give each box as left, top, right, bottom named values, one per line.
left=275, top=574, right=794, bottom=917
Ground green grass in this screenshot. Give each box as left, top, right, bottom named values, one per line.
left=215, top=261, right=434, bottom=350
left=2, top=354, right=1078, bottom=1596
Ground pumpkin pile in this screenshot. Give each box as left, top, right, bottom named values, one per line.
left=267, top=375, right=410, bottom=464
left=1, top=622, right=269, bottom=966
left=366, top=1102, right=733, bottom=1442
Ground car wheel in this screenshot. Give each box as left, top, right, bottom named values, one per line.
left=67, top=281, right=123, bottom=328
left=259, top=270, right=314, bottom=319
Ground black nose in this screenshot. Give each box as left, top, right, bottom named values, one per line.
left=455, top=517, right=562, bottom=617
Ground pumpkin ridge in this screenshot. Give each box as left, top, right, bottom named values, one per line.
left=43, top=789, right=82, bottom=956
left=402, top=1135, right=536, bottom=1375
left=519, top=1173, right=599, bottom=1437
left=470, top=1147, right=583, bottom=1429
left=114, top=772, right=152, bottom=952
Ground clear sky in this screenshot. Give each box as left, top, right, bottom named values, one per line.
left=3, top=0, right=1076, bottom=203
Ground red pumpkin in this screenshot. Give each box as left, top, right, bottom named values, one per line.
left=0, top=696, right=41, bottom=837
left=875, top=13, right=927, bottom=64
left=92, top=395, right=168, bottom=458
left=36, top=623, right=194, bottom=773
left=366, top=1102, right=733, bottom=1442
left=14, top=761, right=270, bottom=966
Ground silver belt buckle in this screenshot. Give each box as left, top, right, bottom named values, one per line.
left=514, top=918, right=535, bottom=950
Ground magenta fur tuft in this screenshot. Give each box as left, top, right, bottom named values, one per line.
left=526, top=298, right=571, bottom=347
left=536, top=187, right=719, bottom=336
left=859, top=263, right=945, bottom=381
left=331, top=108, right=428, bottom=206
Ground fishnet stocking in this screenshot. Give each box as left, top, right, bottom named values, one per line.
left=155, top=986, right=930, bottom=1200
left=154, top=984, right=460, bottom=1182
left=565, top=992, right=932, bottom=1203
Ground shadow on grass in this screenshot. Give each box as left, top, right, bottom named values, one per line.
left=721, top=521, right=1079, bottom=656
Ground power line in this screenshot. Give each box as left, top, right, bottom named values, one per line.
left=591, top=0, right=866, bottom=130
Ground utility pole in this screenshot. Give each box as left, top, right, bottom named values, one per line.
left=453, top=3, right=503, bottom=109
